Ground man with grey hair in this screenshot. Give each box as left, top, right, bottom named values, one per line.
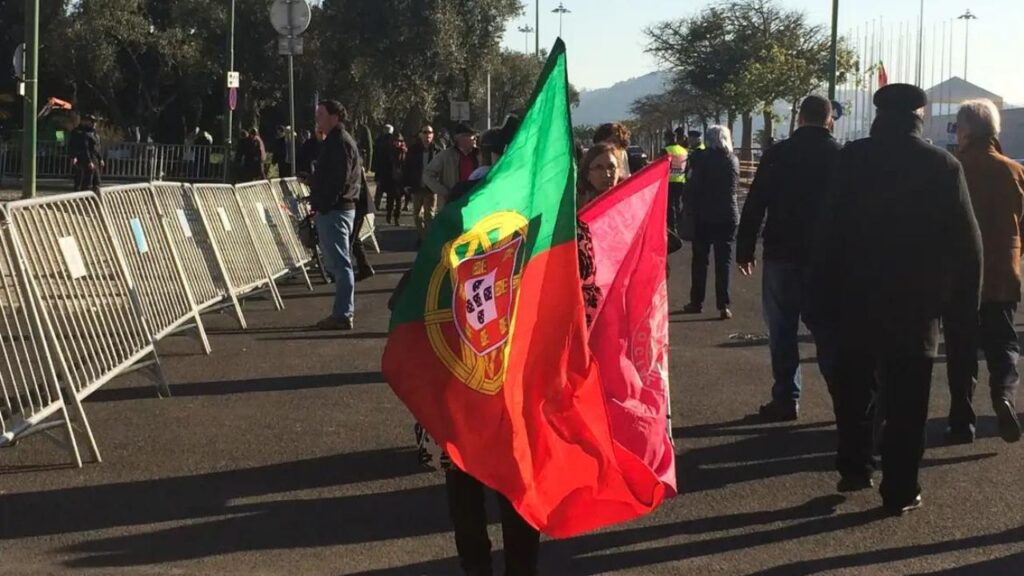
left=944, top=98, right=1024, bottom=444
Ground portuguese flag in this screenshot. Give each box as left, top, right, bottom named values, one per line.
left=382, top=40, right=666, bottom=537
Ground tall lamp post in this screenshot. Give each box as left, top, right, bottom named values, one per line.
left=827, top=0, right=839, bottom=100
left=535, top=1, right=540, bottom=58
left=225, top=0, right=236, bottom=183
left=957, top=9, right=977, bottom=80
left=552, top=2, right=571, bottom=37
left=22, top=0, right=40, bottom=199
left=517, top=25, right=534, bottom=54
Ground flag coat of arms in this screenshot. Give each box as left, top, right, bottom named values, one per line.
left=382, top=40, right=667, bottom=537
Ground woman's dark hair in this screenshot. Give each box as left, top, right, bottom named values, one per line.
left=593, top=122, right=631, bottom=148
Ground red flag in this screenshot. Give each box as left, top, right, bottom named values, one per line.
left=578, top=158, right=677, bottom=496
left=878, top=61, right=889, bottom=87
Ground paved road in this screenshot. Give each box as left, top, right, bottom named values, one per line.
left=1, top=223, right=1022, bottom=575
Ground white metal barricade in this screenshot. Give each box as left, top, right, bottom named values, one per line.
left=3, top=193, right=170, bottom=436
left=99, top=184, right=211, bottom=353
left=190, top=184, right=284, bottom=312
left=251, top=180, right=313, bottom=288
left=234, top=181, right=308, bottom=290
left=278, top=177, right=381, bottom=253
left=0, top=221, right=93, bottom=467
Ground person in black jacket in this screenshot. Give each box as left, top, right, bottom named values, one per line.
left=69, top=114, right=103, bottom=191
left=682, top=125, right=739, bottom=320
left=303, top=100, right=363, bottom=331
left=737, top=96, right=842, bottom=422
left=404, top=124, right=444, bottom=238
left=812, top=84, right=982, bottom=514
left=352, top=167, right=376, bottom=282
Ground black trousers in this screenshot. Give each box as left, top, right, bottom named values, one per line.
left=351, top=213, right=371, bottom=275
left=835, top=346, right=933, bottom=505
left=690, top=221, right=734, bottom=310
left=667, top=182, right=685, bottom=233
left=74, top=165, right=101, bottom=191
left=945, top=302, right=1021, bottom=431
left=446, top=468, right=540, bottom=576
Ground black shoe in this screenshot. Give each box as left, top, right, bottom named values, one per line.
left=758, top=400, right=798, bottom=422
left=994, top=399, right=1022, bottom=443
left=837, top=474, right=874, bottom=493
left=883, top=494, right=923, bottom=516
left=681, top=302, right=703, bottom=314
left=944, top=426, right=975, bottom=445
left=316, top=315, right=354, bottom=331
left=355, top=267, right=376, bottom=282
left=719, top=308, right=733, bottom=320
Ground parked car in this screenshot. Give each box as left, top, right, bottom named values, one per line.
left=626, top=145, right=649, bottom=174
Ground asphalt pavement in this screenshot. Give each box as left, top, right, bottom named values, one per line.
left=1, top=221, right=1023, bottom=576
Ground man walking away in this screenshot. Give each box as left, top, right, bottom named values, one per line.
left=423, top=123, right=478, bottom=211
left=737, top=95, right=842, bottom=422
left=305, top=100, right=363, bottom=331
left=69, top=114, right=103, bottom=191
left=405, top=123, right=444, bottom=239
left=813, top=84, right=981, bottom=514
left=352, top=167, right=376, bottom=282
left=372, top=124, right=395, bottom=210
left=944, top=99, right=1024, bottom=444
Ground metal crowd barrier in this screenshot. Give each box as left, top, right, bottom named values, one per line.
left=233, top=181, right=291, bottom=282
left=0, top=141, right=228, bottom=183
left=190, top=184, right=284, bottom=313
left=2, top=193, right=170, bottom=457
left=277, top=177, right=380, bottom=253
left=1, top=220, right=92, bottom=467
left=98, top=184, right=211, bottom=353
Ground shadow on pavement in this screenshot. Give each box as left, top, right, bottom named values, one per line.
left=87, top=372, right=384, bottom=402
left=259, top=332, right=388, bottom=342
left=756, top=523, right=1024, bottom=576
left=1, top=448, right=429, bottom=541
left=909, top=549, right=1024, bottom=576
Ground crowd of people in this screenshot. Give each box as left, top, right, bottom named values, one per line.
left=282, top=82, right=1023, bottom=574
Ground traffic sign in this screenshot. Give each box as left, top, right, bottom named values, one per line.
left=229, top=87, right=238, bottom=111
left=269, top=0, right=312, bottom=36
left=227, top=71, right=240, bottom=88
left=450, top=101, right=470, bottom=122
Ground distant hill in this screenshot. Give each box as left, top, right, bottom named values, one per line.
left=572, top=71, right=670, bottom=126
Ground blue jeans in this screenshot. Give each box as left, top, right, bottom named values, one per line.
left=763, top=259, right=838, bottom=406
left=316, top=209, right=356, bottom=320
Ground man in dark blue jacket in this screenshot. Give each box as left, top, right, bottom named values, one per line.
left=305, top=100, right=363, bottom=330
left=736, top=96, right=842, bottom=422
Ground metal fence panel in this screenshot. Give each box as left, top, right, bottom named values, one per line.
left=0, top=141, right=227, bottom=183
left=99, top=184, right=211, bottom=352
left=233, top=181, right=289, bottom=280
left=190, top=184, right=283, bottom=310
left=243, top=180, right=312, bottom=289
left=0, top=221, right=92, bottom=466
left=2, top=192, right=169, bottom=402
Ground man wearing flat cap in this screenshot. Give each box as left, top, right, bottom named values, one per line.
left=70, top=114, right=103, bottom=191
left=423, top=123, right=478, bottom=213
left=811, top=84, right=982, bottom=515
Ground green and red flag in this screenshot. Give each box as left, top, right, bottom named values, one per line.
left=382, top=40, right=666, bottom=537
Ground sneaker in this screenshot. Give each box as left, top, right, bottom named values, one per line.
left=943, top=426, right=975, bottom=445
left=681, top=302, right=703, bottom=314
left=720, top=308, right=733, bottom=320
left=994, top=399, right=1022, bottom=443
left=355, top=267, right=376, bottom=282
left=758, top=400, right=798, bottom=422
left=883, top=494, right=923, bottom=516
left=316, top=315, right=354, bottom=331
left=837, top=474, right=874, bottom=493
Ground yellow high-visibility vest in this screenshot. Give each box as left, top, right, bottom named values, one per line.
left=665, top=144, right=688, bottom=183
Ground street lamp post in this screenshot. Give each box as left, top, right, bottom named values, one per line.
left=957, top=9, right=977, bottom=80
left=535, top=1, right=539, bottom=58
left=517, top=25, right=535, bottom=54
left=552, top=2, right=571, bottom=38
left=828, top=0, right=839, bottom=100
left=22, top=0, right=39, bottom=199
left=225, top=0, right=236, bottom=183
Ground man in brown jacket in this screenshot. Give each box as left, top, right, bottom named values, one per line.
left=945, top=98, right=1024, bottom=444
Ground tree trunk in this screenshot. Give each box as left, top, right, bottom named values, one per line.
left=727, top=111, right=737, bottom=139
left=789, top=101, right=799, bottom=135
left=741, top=112, right=753, bottom=161
left=762, top=109, right=774, bottom=148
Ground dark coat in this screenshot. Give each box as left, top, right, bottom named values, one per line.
left=297, top=136, right=321, bottom=176
left=356, top=168, right=375, bottom=216
left=69, top=125, right=102, bottom=164
left=404, top=139, right=444, bottom=190
left=309, top=125, right=362, bottom=213
left=812, top=112, right=982, bottom=357
left=687, top=148, right=739, bottom=227
left=737, top=126, right=841, bottom=264
left=958, top=139, right=1024, bottom=304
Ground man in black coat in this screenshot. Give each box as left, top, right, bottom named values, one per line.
left=404, top=123, right=444, bottom=238
left=812, top=84, right=982, bottom=514
left=737, top=96, right=842, bottom=422
left=69, top=114, right=103, bottom=191
left=304, top=100, right=363, bottom=331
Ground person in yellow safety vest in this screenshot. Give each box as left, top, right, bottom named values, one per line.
left=665, top=128, right=688, bottom=234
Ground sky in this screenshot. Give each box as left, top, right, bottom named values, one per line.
left=501, top=0, right=1024, bottom=105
